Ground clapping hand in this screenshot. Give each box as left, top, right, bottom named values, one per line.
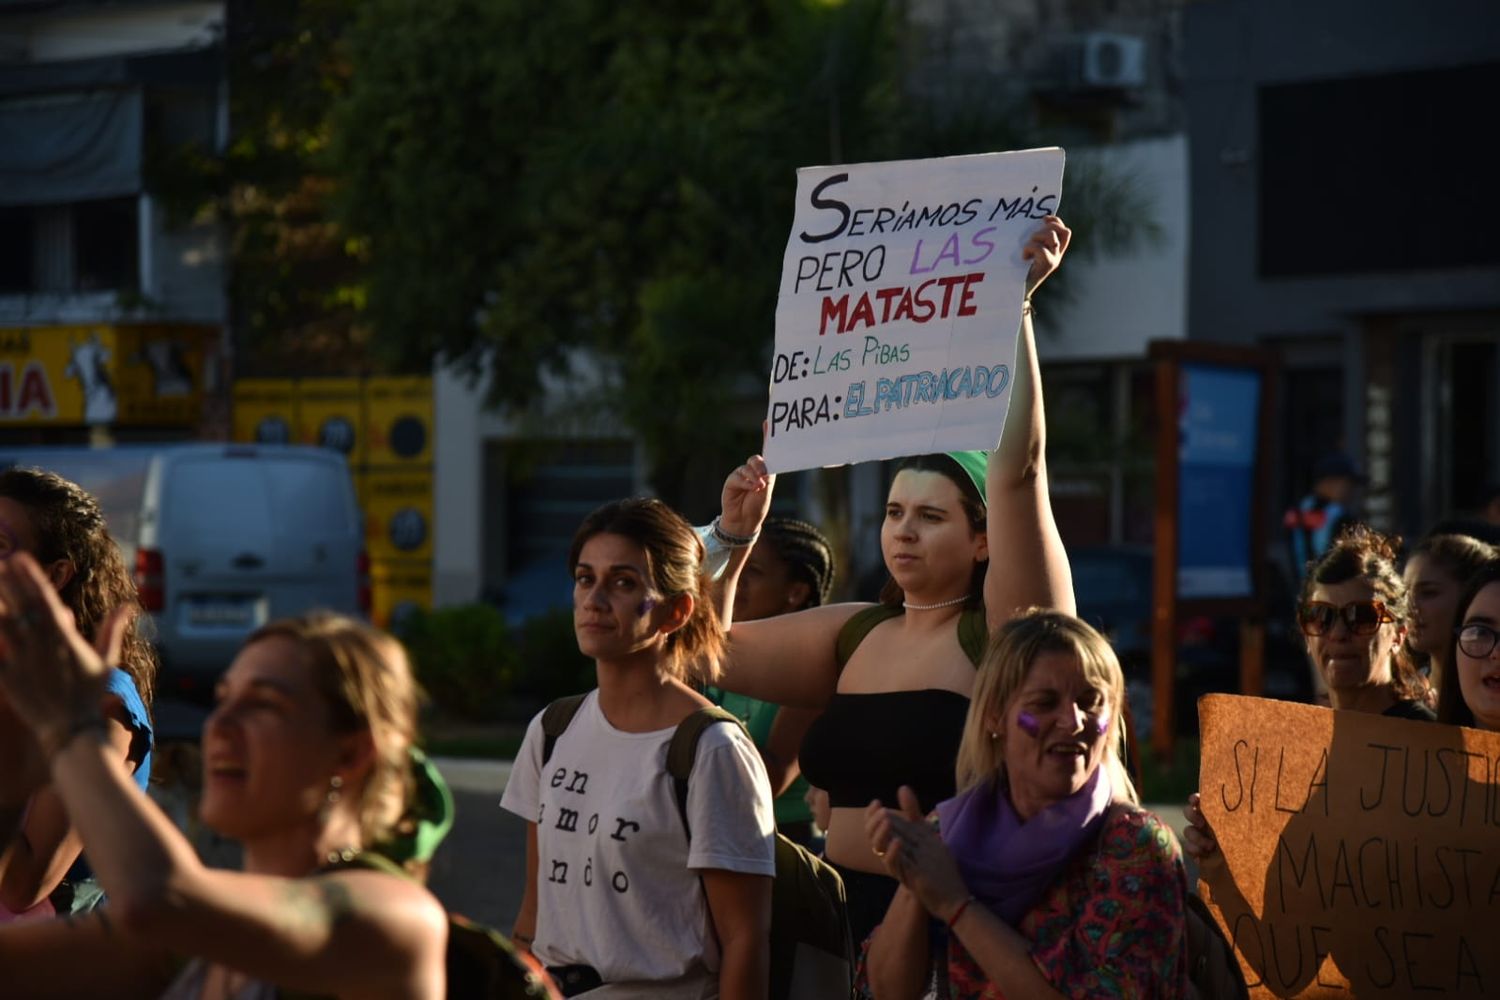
left=0, top=552, right=125, bottom=759
left=1022, top=216, right=1071, bottom=299
left=865, top=786, right=971, bottom=923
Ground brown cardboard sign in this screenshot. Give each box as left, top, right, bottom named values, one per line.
left=1198, top=694, right=1500, bottom=998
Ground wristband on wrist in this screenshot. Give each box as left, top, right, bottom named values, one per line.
left=710, top=515, right=759, bottom=548
left=946, top=894, right=977, bottom=930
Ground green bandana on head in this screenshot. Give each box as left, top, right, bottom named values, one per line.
left=946, top=450, right=990, bottom=505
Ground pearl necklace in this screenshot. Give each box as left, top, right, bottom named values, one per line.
left=903, top=594, right=972, bottom=611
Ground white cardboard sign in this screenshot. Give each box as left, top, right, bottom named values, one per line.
left=763, top=148, right=1065, bottom=473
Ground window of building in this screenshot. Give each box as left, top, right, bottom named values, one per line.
left=1259, top=61, right=1500, bottom=276
left=0, top=207, right=33, bottom=293
left=0, top=197, right=139, bottom=295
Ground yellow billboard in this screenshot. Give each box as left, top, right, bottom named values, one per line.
left=360, top=467, right=434, bottom=561
left=0, top=325, right=211, bottom=426
left=295, top=377, right=365, bottom=465
left=370, top=558, right=432, bottom=630
left=231, top=378, right=298, bottom=444
left=365, top=376, right=432, bottom=466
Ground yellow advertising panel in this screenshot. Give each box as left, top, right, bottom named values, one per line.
left=0, top=325, right=209, bottom=426
left=295, top=377, right=365, bottom=465
left=361, top=467, right=433, bottom=561
left=365, top=376, right=432, bottom=466
left=232, top=378, right=298, bottom=445
left=370, top=558, right=432, bottom=630
left=111, top=325, right=212, bottom=426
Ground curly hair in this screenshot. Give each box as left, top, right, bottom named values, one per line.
left=1300, top=524, right=1429, bottom=706
left=0, top=466, right=157, bottom=709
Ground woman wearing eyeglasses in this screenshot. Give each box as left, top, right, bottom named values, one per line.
left=1436, top=560, right=1500, bottom=731
left=1406, top=534, right=1496, bottom=700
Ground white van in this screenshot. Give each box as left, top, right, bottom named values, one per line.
left=0, top=444, right=367, bottom=698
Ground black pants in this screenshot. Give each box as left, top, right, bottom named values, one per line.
left=829, top=860, right=899, bottom=953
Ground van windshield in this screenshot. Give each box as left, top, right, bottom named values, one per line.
left=165, top=457, right=352, bottom=543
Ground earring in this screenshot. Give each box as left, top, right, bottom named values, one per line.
left=319, top=775, right=343, bottom=822
left=988, top=731, right=1000, bottom=741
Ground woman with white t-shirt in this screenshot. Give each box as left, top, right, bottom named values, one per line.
left=504, top=496, right=776, bottom=999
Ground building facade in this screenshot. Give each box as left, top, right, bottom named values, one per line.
left=0, top=0, right=226, bottom=443
left=1185, top=0, right=1500, bottom=540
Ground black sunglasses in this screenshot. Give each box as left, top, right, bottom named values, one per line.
left=1297, top=600, right=1395, bottom=637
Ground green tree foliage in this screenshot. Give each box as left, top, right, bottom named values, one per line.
left=146, top=0, right=372, bottom=374
left=334, top=0, right=901, bottom=502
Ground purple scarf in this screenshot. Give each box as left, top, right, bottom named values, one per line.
left=935, top=764, right=1113, bottom=925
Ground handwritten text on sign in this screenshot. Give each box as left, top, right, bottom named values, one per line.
left=1198, top=695, right=1500, bottom=999
left=764, top=149, right=1065, bottom=473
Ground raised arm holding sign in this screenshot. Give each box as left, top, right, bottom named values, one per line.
left=764, top=148, right=1066, bottom=474
left=706, top=149, right=1076, bottom=950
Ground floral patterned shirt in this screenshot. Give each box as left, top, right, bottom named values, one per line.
left=860, top=806, right=1192, bottom=999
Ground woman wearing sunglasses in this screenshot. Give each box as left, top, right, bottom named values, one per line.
left=1291, top=525, right=1435, bottom=720
left=1436, top=559, right=1500, bottom=731
left=1177, top=527, right=1444, bottom=993
left=1183, top=526, right=1433, bottom=865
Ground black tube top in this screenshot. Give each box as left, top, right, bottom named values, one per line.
left=799, top=689, right=971, bottom=811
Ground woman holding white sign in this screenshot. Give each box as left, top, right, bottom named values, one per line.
left=713, top=216, right=1075, bottom=947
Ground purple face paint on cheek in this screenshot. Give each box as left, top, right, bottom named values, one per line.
left=636, top=598, right=657, bottom=617
left=1016, top=711, right=1042, bottom=737
left=1088, top=708, right=1112, bottom=737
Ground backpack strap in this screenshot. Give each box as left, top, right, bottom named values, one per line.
left=541, top=694, right=589, bottom=765
left=835, top=605, right=902, bottom=668
left=666, top=706, right=744, bottom=838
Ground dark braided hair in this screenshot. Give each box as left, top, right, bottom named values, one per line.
left=759, top=516, right=835, bottom=608
left=0, top=467, right=157, bottom=709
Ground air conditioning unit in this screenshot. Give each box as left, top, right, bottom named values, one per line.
left=1076, top=33, right=1147, bottom=90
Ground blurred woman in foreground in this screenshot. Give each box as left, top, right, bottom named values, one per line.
left=0, top=563, right=448, bottom=999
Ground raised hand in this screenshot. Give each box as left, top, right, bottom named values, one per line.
left=0, top=553, right=115, bottom=758
left=719, top=454, right=775, bottom=539
left=1022, top=215, right=1071, bottom=298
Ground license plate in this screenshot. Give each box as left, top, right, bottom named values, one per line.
left=182, top=599, right=257, bottom=629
